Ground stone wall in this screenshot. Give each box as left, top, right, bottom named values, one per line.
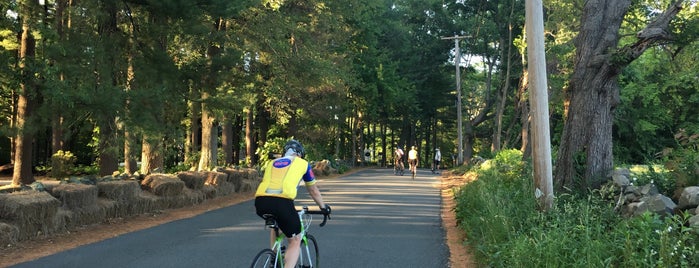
left=609, top=168, right=699, bottom=229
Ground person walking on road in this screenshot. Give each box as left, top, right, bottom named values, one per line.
left=432, top=148, right=441, bottom=174
left=254, top=139, right=331, bottom=268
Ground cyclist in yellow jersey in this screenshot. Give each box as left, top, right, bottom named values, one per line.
left=254, top=139, right=330, bottom=268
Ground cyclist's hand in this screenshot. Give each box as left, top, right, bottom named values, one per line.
left=322, top=205, right=332, bottom=215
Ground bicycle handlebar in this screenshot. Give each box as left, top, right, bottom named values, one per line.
left=301, top=206, right=332, bottom=227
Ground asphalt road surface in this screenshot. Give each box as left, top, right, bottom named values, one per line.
left=11, top=168, right=448, bottom=268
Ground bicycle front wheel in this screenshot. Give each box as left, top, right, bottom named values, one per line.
left=251, top=248, right=278, bottom=268
left=297, top=234, right=319, bottom=268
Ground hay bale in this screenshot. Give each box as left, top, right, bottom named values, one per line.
left=0, top=221, right=19, bottom=246
left=97, top=180, right=140, bottom=202
left=177, top=171, right=207, bottom=190
left=216, top=181, right=236, bottom=197
left=0, top=191, right=61, bottom=240
left=202, top=184, right=217, bottom=199
left=238, top=179, right=259, bottom=193
left=97, top=198, right=120, bottom=219
left=205, top=171, right=232, bottom=185
left=60, top=204, right=106, bottom=227
left=50, top=184, right=98, bottom=210
left=141, top=174, right=184, bottom=197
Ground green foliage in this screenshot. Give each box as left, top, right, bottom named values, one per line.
left=256, top=137, right=288, bottom=170
left=662, top=130, right=699, bottom=190
left=619, top=212, right=699, bottom=267
left=491, top=149, right=525, bottom=181
left=50, top=150, right=77, bottom=178
left=454, top=154, right=699, bottom=267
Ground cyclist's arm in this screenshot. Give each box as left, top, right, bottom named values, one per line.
left=306, top=184, right=326, bottom=210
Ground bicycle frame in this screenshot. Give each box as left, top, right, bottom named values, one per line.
left=252, top=207, right=327, bottom=268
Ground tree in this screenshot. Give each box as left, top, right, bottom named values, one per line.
left=12, top=0, right=39, bottom=186
left=554, top=0, right=691, bottom=190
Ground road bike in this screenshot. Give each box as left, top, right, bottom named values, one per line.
left=408, top=160, right=417, bottom=180
left=250, top=206, right=330, bottom=268
left=394, top=158, right=404, bottom=176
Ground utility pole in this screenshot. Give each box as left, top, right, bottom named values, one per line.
left=525, top=0, right=554, bottom=211
left=441, top=35, right=468, bottom=165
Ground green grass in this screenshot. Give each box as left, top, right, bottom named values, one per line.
left=454, top=150, right=699, bottom=267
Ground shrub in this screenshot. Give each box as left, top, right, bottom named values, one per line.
left=51, top=150, right=77, bottom=178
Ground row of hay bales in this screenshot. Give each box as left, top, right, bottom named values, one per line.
left=0, top=168, right=260, bottom=247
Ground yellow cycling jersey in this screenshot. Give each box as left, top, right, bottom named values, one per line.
left=255, top=156, right=316, bottom=200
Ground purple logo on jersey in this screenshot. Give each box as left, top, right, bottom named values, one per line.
left=273, top=158, right=292, bottom=168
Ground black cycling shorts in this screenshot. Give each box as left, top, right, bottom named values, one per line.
left=255, top=196, right=301, bottom=238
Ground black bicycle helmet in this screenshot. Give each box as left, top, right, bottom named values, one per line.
left=283, top=139, right=305, bottom=158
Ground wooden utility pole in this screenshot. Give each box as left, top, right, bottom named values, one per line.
left=441, top=35, right=468, bottom=165
left=525, top=0, right=554, bottom=210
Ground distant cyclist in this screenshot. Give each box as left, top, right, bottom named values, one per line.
left=408, top=145, right=418, bottom=175
left=254, top=139, right=331, bottom=268
left=394, top=146, right=405, bottom=175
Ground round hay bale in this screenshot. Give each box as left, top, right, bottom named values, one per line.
left=177, top=171, right=206, bottom=190
left=50, top=184, right=98, bottom=210
left=141, top=174, right=184, bottom=197
left=0, top=221, right=19, bottom=246
left=97, top=180, right=140, bottom=202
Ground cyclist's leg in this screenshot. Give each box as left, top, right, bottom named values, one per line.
left=284, top=235, right=302, bottom=267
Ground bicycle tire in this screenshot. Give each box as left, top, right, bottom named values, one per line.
left=251, top=248, right=279, bottom=268
left=297, top=234, right=319, bottom=268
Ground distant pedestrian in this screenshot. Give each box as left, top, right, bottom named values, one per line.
left=432, top=148, right=441, bottom=174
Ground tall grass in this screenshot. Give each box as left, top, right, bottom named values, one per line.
left=454, top=150, right=698, bottom=267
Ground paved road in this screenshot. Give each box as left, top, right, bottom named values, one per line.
left=11, top=168, right=448, bottom=268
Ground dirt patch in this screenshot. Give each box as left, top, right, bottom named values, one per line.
left=0, top=169, right=477, bottom=267
left=440, top=174, right=478, bottom=267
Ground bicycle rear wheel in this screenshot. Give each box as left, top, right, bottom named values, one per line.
left=251, top=248, right=278, bottom=268
left=297, top=234, right=319, bottom=268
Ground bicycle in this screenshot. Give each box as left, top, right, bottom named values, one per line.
left=394, top=158, right=404, bottom=176
left=408, top=159, right=417, bottom=180
left=250, top=206, right=331, bottom=268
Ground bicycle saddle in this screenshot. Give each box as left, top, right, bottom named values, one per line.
left=262, top=214, right=277, bottom=228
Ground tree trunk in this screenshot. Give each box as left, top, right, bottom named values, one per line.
left=518, top=65, right=531, bottom=158
left=12, top=14, right=38, bottom=186
left=96, top=0, right=120, bottom=176
left=197, top=93, right=216, bottom=171
left=245, top=106, right=254, bottom=167
left=141, top=136, right=163, bottom=174
left=232, top=114, right=243, bottom=164
left=51, top=0, right=68, bottom=156
left=123, top=32, right=137, bottom=175
left=186, top=96, right=201, bottom=166
left=222, top=116, right=233, bottom=166
left=554, top=0, right=685, bottom=190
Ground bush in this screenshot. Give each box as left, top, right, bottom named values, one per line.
left=51, top=150, right=77, bottom=178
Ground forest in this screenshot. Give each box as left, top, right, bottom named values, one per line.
left=1, top=0, right=698, bottom=192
